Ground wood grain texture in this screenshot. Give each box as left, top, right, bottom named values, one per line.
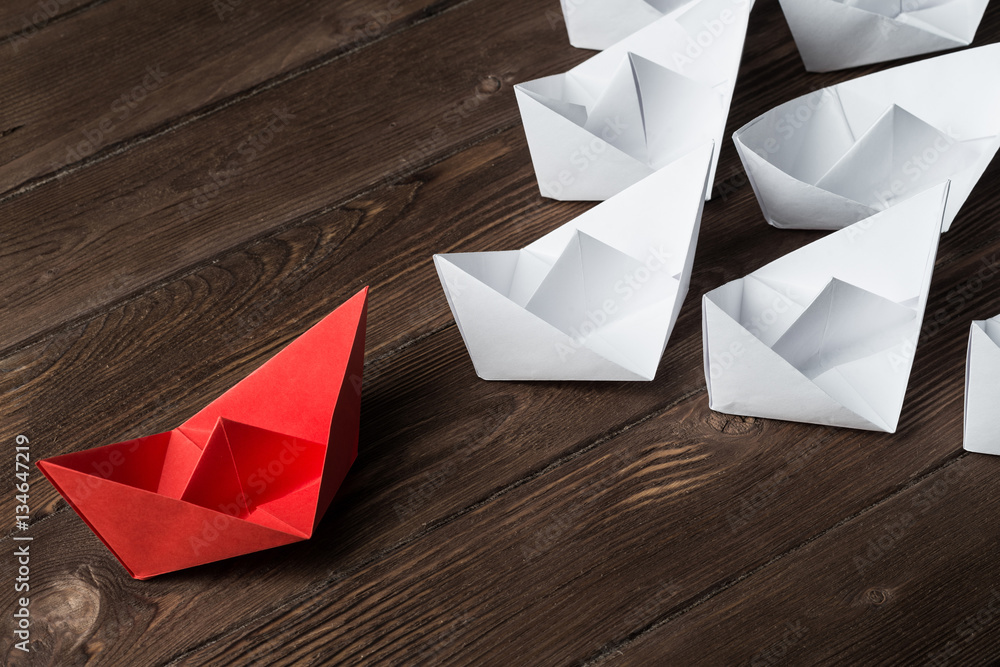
left=598, top=453, right=1000, bottom=667
left=0, top=0, right=449, bottom=193
left=3, top=0, right=1000, bottom=665
left=0, top=0, right=591, bottom=354
left=0, top=0, right=95, bottom=43
left=98, top=201, right=1000, bottom=666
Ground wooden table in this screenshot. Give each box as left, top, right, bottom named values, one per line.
left=4, top=0, right=1000, bottom=664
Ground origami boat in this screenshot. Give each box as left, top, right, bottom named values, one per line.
left=435, top=142, right=712, bottom=381
left=734, top=44, right=1000, bottom=232
left=778, top=0, right=990, bottom=72
left=516, top=0, right=753, bottom=201
left=37, top=287, right=368, bottom=579
left=964, top=314, right=1000, bottom=454
left=559, top=0, right=678, bottom=50
left=703, top=184, right=947, bottom=432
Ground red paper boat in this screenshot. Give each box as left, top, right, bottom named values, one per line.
left=37, top=287, right=368, bottom=579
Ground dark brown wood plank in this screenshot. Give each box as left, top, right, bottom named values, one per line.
left=153, top=181, right=1000, bottom=663
left=0, top=0, right=593, bottom=354
left=2, top=0, right=954, bottom=355
left=0, top=0, right=448, bottom=193
left=0, top=0, right=94, bottom=43
left=0, top=0, right=883, bottom=360
left=6, top=0, right=1000, bottom=664
left=9, top=127, right=998, bottom=664
left=0, top=128, right=681, bottom=664
left=596, top=452, right=1000, bottom=666
left=148, top=280, right=984, bottom=667
left=19, top=93, right=996, bottom=531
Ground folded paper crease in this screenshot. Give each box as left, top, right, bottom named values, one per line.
left=703, top=184, right=948, bottom=432
left=779, top=0, right=990, bottom=72
left=517, top=0, right=753, bottom=201
left=436, top=142, right=713, bottom=381
left=559, top=0, right=692, bottom=50
left=964, top=315, right=1000, bottom=454
left=38, top=287, right=369, bottom=579
left=734, top=44, right=1000, bottom=232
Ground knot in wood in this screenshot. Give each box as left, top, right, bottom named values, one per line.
left=866, top=588, right=890, bottom=605
left=706, top=412, right=759, bottom=435
left=477, top=75, right=501, bottom=95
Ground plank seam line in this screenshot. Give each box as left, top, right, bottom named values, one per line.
left=0, top=121, right=516, bottom=552
left=0, top=0, right=114, bottom=45
left=0, top=494, right=64, bottom=540
left=1, top=316, right=457, bottom=543
left=159, top=387, right=706, bottom=666
left=0, top=0, right=476, bottom=205
left=0, top=120, right=518, bottom=361
left=578, top=450, right=971, bottom=666
left=0, top=339, right=450, bottom=546
left=0, top=192, right=980, bottom=363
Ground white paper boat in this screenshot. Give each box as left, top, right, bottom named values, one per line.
left=964, top=314, right=1000, bottom=454
left=703, top=183, right=948, bottom=432
left=559, top=0, right=691, bottom=50
left=779, top=0, right=990, bottom=72
left=434, top=143, right=713, bottom=381
left=516, top=0, right=753, bottom=201
left=735, top=44, right=1000, bottom=232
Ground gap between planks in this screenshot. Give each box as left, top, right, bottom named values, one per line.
left=0, top=0, right=474, bottom=205
left=0, top=120, right=517, bottom=362
left=159, top=386, right=707, bottom=666
left=8, top=3, right=998, bottom=659
left=579, top=450, right=972, bottom=666
left=158, top=391, right=974, bottom=664
left=0, top=0, right=114, bottom=45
